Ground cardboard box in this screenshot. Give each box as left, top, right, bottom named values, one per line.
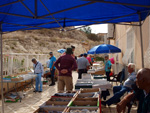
left=77, top=92, right=98, bottom=98
left=11, top=77, right=24, bottom=81
left=75, top=97, right=98, bottom=101
left=64, top=107, right=99, bottom=113
left=91, top=70, right=105, bottom=75
left=46, top=101, right=69, bottom=106
left=33, top=108, right=49, bottom=113
left=52, top=93, right=75, bottom=97
left=75, top=83, right=92, bottom=89
left=76, top=79, right=92, bottom=84
left=82, top=73, right=91, bottom=79
left=93, top=75, right=107, bottom=79
left=40, top=97, right=73, bottom=108
left=50, top=97, right=72, bottom=102
left=80, top=88, right=100, bottom=93
left=68, top=100, right=98, bottom=107
left=34, top=107, right=65, bottom=113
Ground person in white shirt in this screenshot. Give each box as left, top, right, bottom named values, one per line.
left=46, top=59, right=50, bottom=68
left=32, top=58, right=44, bottom=92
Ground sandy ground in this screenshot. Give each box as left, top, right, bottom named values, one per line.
left=0, top=72, right=137, bottom=113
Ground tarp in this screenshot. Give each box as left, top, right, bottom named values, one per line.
left=0, top=0, right=150, bottom=32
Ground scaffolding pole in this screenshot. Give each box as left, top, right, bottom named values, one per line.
left=139, top=14, right=144, bottom=68
left=0, top=23, right=4, bottom=113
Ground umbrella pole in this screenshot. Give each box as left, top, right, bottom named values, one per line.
left=0, top=23, right=4, bottom=113
left=139, top=14, right=144, bottom=68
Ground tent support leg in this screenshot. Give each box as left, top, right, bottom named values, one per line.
left=139, top=14, right=144, bottom=68
left=0, top=23, right=4, bottom=113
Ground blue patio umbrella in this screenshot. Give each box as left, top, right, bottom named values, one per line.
left=88, top=44, right=121, bottom=54
left=57, top=49, right=66, bottom=53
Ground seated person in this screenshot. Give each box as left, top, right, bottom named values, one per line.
left=102, top=63, right=136, bottom=106
left=117, top=68, right=150, bottom=113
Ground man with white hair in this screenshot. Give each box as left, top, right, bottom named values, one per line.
left=102, top=63, right=136, bottom=106
left=116, top=68, right=150, bottom=113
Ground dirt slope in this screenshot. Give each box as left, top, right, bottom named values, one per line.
left=2, top=29, right=102, bottom=57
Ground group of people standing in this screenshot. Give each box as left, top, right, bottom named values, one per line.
left=31, top=46, right=150, bottom=113
left=31, top=47, right=111, bottom=93
left=32, top=45, right=94, bottom=93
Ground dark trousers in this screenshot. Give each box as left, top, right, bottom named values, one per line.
left=106, top=86, right=131, bottom=106
left=78, top=69, right=87, bottom=79
left=106, top=71, right=111, bottom=81
left=50, top=69, right=55, bottom=84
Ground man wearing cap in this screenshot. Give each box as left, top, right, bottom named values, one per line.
left=104, top=54, right=112, bottom=81
left=32, top=58, right=44, bottom=92
left=77, top=53, right=90, bottom=79
left=54, top=48, right=77, bottom=92
left=49, top=52, right=56, bottom=86
left=71, top=45, right=77, bottom=60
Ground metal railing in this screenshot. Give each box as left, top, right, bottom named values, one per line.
left=1, top=53, right=48, bottom=76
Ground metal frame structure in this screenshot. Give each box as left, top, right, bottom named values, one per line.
left=0, top=0, right=150, bottom=113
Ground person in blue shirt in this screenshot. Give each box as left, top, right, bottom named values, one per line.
left=49, top=52, right=56, bottom=86
left=104, top=54, right=112, bottom=81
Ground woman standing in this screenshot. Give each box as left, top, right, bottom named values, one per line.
left=104, top=55, right=112, bottom=81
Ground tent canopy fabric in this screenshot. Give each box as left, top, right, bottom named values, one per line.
left=0, top=0, right=150, bottom=32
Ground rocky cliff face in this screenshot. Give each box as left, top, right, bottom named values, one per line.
left=3, top=29, right=101, bottom=57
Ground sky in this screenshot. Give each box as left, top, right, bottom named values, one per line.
left=76, top=24, right=108, bottom=34
left=90, top=24, right=108, bottom=34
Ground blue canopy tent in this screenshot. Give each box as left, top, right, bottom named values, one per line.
left=0, top=0, right=150, bottom=112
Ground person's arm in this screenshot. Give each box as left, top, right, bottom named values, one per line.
left=61, top=59, right=77, bottom=74
left=40, top=63, right=44, bottom=75
left=76, top=59, right=78, bottom=72
left=86, top=59, right=90, bottom=70
left=54, top=57, right=61, bottom=71
left=51, top=57, right=56, bottom=71
left=68, top=59, right=77, bottom=72
left=108, top=60, right=112, bottom=69
left=46, top=60, right=50, bottom=68
left=72, top=60, right=77, bottom=70
left=89, top=58, right=92, bottom=65
left=116, top=92, right=135, bottom=113
left=33, top=64, right=35, bottom=70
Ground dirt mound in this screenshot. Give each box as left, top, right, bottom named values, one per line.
left=3, top=28, right=102, bottom=57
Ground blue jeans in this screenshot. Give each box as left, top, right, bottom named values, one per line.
left=106, top=86, right=131, bottom=106
left=35, top=73, right=42, bottom=91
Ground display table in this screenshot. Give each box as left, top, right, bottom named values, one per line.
left=75, top=83, right=93, bottom=89
left=75, top=78, right=112, bottom=101
left=34, top=88, right=101, bottom=113
left=1, top=74, right=37, bottom=102
left=88, top=69, right=105, bottom=75
left=93, top=75, right=107, bottom=79
left=75, top=79, right=112, bottom=91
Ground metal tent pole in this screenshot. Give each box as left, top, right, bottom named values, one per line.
left=139, top=14, right=144, bottom=68
left=0, top=23, right=4, bottom=113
